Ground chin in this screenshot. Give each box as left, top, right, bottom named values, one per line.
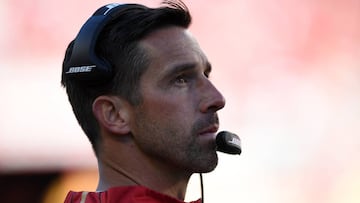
left=196, top=164, right=218, bottom=174
left=194, top=154, right=218, bottom=173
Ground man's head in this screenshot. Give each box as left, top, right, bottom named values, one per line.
left=61, top=1, right=191, bottom=153
left=62, top=0, right=225, bottom=174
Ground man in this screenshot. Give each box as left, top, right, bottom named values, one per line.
left=61, top=1, right=226, bottom=202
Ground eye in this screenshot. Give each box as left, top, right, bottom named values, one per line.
left=174, top=74, right=188, bottom=85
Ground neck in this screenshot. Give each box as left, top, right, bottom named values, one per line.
left=96, top=141, right=192, bottom=200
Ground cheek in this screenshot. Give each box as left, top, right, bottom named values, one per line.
left=140, top=97, right=196, bottom=138
left=143, top=95, right=192, bottom=119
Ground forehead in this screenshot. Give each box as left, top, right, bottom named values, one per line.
left=139, top=26, right=208, bottom=71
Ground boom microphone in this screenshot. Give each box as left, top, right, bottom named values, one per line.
left=200, top=131, right=241, bottom=203
left=216, top=131, right=241, bottom=155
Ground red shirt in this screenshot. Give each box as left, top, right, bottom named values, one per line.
left=64, top=185, right=202, bottom=203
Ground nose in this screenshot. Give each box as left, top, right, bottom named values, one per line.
left=199, top=80, right=226, bottom=113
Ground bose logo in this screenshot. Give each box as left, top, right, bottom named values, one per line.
left=229, top=137, right=241, bottom=146
left=66, top=65, right=96, bottom=74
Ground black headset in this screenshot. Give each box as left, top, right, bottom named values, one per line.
left=63, top=3, right=126, bottom=81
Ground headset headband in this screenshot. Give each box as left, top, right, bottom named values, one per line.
left=64, top=3, right=125, bottom=81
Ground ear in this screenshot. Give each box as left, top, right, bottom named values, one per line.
left=92, top=95, right=131, bottom=135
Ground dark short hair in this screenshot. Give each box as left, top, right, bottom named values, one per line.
left=61, top=0, right=191, bottom=154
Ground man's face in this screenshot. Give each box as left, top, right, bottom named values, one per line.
left=130, top=26, right=225, bottom=174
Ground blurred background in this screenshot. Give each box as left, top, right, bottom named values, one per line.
left=0, top=0, right=359, bottom=202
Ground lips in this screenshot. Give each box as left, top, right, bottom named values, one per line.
left=198, top=124, right=219, bottom=136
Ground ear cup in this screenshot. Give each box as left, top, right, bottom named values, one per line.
left=63, top=3, right=124, bottom=82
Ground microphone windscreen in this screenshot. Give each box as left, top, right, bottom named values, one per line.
left=216, top=131, right=241, bottom=155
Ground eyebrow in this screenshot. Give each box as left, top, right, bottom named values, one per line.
left=162, top=61, right=212, bottom=79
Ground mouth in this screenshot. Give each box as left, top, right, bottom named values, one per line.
left=198, top=124, right=219, bottom=137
